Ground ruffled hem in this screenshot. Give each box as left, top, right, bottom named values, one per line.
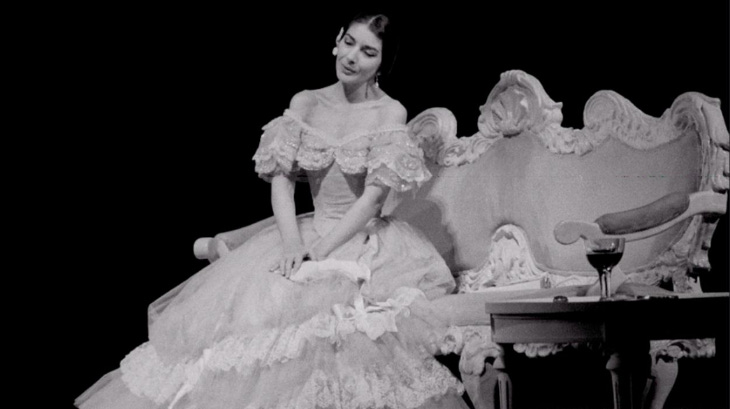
left=83, top=352, right=464, bottom=409
left=245, top=361, right=464, bottom=409
left=252, top=110, right=432, bottom=191
left=120, top=288, right=434, bottom=406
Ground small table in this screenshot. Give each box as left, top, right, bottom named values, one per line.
left=484, top=292, right=729, bottom=409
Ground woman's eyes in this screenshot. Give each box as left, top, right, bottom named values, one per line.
left=342, top=38, right=378, bottom=58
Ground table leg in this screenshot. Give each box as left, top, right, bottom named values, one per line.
left=606, top=351, right=633, bottom=409
left=494, top=349, right=512, bottom=409
left=606, top=345, right=650, bottom=409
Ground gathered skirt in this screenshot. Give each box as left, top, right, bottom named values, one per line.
left=75, top=215, right=469, bottom=409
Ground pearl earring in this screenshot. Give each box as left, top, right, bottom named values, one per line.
left=332, top=28, right=343, bottom=57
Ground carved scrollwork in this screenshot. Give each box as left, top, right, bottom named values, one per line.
left=528, top=88, right=690, bottom=156
left=669, top=92, right=730, bottom=193
left=457, top=225, right=546, bottom=293
left=625, top=216, right=705, bottom=292
left=651, top=338, right=716, bottom=360
left=582, top=91, right=680, bottom=150
left=408, top=108, right=457, bottom=161
left=512, top=342, right=605, bottom=358
left=479, top=70, right=564, bottom=137
left=457, top=224, right=599, bottom=293
left=408, top=108, right=502, bottom=167
left=624, top=93, right=729, bottom=285
left=438, top=325, right=501, bottom=375
left=407, top=69, right=573, bottom=167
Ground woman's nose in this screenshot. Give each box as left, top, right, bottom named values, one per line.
left=345, top=49, right=358, bottom=64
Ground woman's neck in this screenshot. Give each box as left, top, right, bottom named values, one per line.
left=337, top=81, right=379, bottom=104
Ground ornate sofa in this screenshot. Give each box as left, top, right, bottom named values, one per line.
left=194, top=70, right=728, bottom=409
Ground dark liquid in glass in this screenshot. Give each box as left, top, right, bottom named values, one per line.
left=587, top=251, right=623, bottom=271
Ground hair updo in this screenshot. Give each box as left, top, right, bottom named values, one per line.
left=339, top=12, right=400, bottom=78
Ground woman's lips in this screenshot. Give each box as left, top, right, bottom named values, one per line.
left=341, top=65, right=357, bottom=75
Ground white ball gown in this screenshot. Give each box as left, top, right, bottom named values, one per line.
left=75, top=97, right=469, bottom=409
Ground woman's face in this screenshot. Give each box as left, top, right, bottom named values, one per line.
left=334, top=22, right=383, bottom=86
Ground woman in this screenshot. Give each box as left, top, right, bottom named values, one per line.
left=76, top=12, right=469, bottom=409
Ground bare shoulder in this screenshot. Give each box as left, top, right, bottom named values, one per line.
left=288, top=90, right=318, bottom=118
left=378, top=98, right=408, bottom=126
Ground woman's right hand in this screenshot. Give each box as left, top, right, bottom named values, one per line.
left=270, top=241, right=309, bottom=279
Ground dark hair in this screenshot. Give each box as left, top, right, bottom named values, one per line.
left=340, top=12, right=400, bottom=78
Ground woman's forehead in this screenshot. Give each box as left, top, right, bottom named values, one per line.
left=346, top=23, right=382, bottom=50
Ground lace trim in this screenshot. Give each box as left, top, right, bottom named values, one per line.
left=253, top=115, right=303, bottom=181
left=120, top=288, right=431, bottom=407
left=252, top=110, right=431, bottom=191
left=246, top=357, right=464, bottom=409
left=366, top=165, right=432, bottom=192
left=296, top=133, right=371, bottom=174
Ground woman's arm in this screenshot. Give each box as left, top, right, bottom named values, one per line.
left=310, top=184, right=390, bottom=260
left=269, top=90, right=317, bottom=277
left=271, top=174, right=307, bottom=277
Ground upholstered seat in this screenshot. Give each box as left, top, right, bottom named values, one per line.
left=194, top=70, right=728, bottom=409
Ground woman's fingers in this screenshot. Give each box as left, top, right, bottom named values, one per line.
left=291, top=254, right=304, bottom=277
left=285, top=255, right=299, bottom=278
left=271, top=252, right=308, bottom=278
left=283, top=258, right=291, bottom=278
left=269, top=258, right=292, bottom=276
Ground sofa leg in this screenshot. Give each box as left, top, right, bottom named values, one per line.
left=494, top=354, right=512, bottom=409
left=462, top=360, right=498, bottom=409
left=642, top=357, right=678, bottom=409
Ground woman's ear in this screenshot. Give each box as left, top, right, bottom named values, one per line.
left=333, top=27, right=344, bottom=56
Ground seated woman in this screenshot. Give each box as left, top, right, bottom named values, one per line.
left=75, top=11, right=470, bottom=409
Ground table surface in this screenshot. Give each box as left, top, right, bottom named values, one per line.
left=484, top=291, right=729, bottom=315
left=484, top=291, right=729, bottom=344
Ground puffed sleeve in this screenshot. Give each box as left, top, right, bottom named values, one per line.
left=365, top=127, right=432, bottom=192
left=252, top=110, right=303, bottom=182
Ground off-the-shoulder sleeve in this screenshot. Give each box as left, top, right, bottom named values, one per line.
left=252, top=110, right=303, bottom=182
left=366, top=127, right=432, bottom=192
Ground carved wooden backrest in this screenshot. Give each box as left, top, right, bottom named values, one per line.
left=390, top=70, right=729, bottom=292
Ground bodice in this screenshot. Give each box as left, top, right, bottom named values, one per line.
left=253, top=108, right=431, bottom=236
left=306, top=164, right=365, bottom=236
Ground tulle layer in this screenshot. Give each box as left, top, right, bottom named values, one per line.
left=121, top=287, right=436, bottom=406
left=78, top=345, right=465, bottom=409
left=79, top=295, right=466, bottom=409
left=76, top=215, right=466, bottom=409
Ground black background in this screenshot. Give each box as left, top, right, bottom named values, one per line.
left=53, top=2, right=728, bottom=407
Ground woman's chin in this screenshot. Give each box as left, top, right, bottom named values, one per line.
left=336, top=72, right=365, bottom=86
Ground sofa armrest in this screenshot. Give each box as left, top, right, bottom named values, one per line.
left=554, top=191, right=727, bottom=245
left=193, top=215, right=278, bottom=262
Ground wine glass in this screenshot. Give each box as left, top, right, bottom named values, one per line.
left=584, top=237, right=625, bottom=301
